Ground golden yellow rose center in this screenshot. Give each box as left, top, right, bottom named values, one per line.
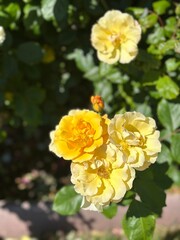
left=108, top=32, right=126, bottom=47
left=71, top=120, right=95, bottom=147
left=119, top=129, right=145, bottom=150
left=97, top=166, right=110, bottom=179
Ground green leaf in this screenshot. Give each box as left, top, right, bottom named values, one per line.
left=158, top=39, right=176, bottom=55
left=157, top=99, right=180, bottom=131
left=140, top=13, right=158, bottom=31
left=164, top=17, right=176, bottom=37
left=134, top=173, right=166, bottom=215
left=153, top=0, right=170, bottom=15
left=167, top=165, right=180, bottom=186
left=5, top=3, right=21, bottom=21
left=175, top=4, right=180, bottom=16
left=23, top=5, right=43, bottom=35
left=41, top=0, right=56, bottom=20
left=54, top=0, right=69, bottom=24
left=157, top=143, right=172, bottom=164
left=171, top=134, right=180, bottom=164
left=151, top=163, right=172, bottom=190
left=165, top=58, right=180, bottom=72
left=17, top=42, right=43, bottom=65
left=160, top=129, right=172, bottom=143
left=99, top=62, right=112, bottom=78
left=94, top=80, right=113, bottom=103
left=107, top=71, right=125, bottom=84
left=147, top=27, right=165, bottom=45
left=0, top=11, right=11, bottom=27
left=137, top=49, right=161, bottom=69
left=84, top=67, right=99, bottom=81
left=120, top=190, right=136, bottom=206
left=52, top=185, right=82, bottom=216
left=102, top=203, right=118, bottom=219
left=122, top=200, right=156, bottom=240
left=156, top=75, right=179, bottom=100
left=135, top=103, right=152, bottom=117
left=127, top=7, right=146, bottom=18
left=67, top=49, right=94, bottom=72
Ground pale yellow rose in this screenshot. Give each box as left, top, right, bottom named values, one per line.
left=91, top=10, right=141, bottom=64
left=71, top=143, right=135, bottom=211
left=108, top=112, right=161, bottom=171
left=49, top=110, right=109, bottom=162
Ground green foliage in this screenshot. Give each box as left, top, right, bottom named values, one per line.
left=122, top=200, right=156, bottom=240
left=157, top=100, right=180, bottom=131
left=102, top=203, right=118, bottom=219
left=17, top=42, right=43, bottom=65
left=171, top=134, right=180, bottom=164
left=156, top=75, right=179, bottom=100
left=152, top=0, right=170, bottom=15
left=52, top=185, right=82, bottom=215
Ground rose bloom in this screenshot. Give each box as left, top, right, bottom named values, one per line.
left=71, top=143, right=135, bottom=211
left=108, top=112, right=161, bottom=171
left=0, top=26, right=6, bottom=44
left=49, top=109, right=109, bottom=162
left=91, top=10, right=141, bottom=64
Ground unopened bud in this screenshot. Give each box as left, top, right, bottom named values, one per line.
left=90, top=95, right=104, bottom=112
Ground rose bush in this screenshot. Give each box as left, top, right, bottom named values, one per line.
left=0, top=0, right=179, bottom=239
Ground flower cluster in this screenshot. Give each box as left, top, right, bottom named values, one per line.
left=49, top=104, right=161, bottom=211
left=91, top=10, right=141, bottom=64
left=49, top=10, right=158, bottom=212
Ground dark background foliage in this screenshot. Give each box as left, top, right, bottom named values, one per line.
left=0, top=0, right=179, bottom=205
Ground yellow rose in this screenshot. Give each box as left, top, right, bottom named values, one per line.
left=108, top=112, right=161, bottom=171
left=91, top=10, right=141, bottom=64
left=49, top=110, right=109, bottom=162
left=71, top=143, right=135, bottom=211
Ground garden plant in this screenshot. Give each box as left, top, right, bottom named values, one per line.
left=0, top=0, right=180, bottom=239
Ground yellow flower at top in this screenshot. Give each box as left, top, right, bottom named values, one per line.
left=91, top=10, right=141, bottom=64
left=108, top=112, right=161, bottom=171
left=49, top=109, right=109, bottom=162
left=71, top=143, right=135, bottom=211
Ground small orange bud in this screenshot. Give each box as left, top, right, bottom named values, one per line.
left=90, top=95, right=104, bottom=112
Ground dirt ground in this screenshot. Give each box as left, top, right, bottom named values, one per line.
left=0, top=192, right=179, bottom=239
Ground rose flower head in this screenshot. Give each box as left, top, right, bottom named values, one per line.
left=71, top=143, right=135, bottom=211
left=108, top=112, right=161, bottom=171
left=91, top=10, right=141, bottom=64
left=49, top=109, right=109, bottom=162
